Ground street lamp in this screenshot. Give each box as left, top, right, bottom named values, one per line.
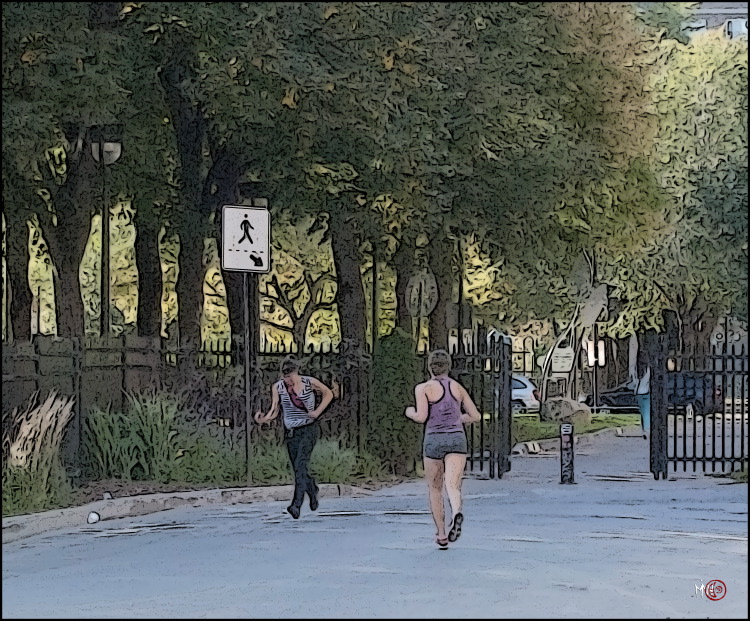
left=89, top=124, right=122, bottom=339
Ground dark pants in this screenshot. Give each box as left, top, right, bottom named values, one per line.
left=285, top=423, right=319, bottom=508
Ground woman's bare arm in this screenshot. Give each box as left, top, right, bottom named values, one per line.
left=458, top=382, right=481, bottom=424
left=405, top=384, right=429, bottom=424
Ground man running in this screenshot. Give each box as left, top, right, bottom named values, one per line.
left=405, top=349, right=481, bottom=549
left=255, top=356, right=334, bottom=519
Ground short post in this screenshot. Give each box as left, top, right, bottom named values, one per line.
left=560, top=423, right=575, bottom=484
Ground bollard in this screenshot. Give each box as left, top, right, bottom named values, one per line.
left=560, top=423, right=575, bottom=484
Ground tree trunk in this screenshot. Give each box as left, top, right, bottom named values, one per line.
left=615, top=336, right=630, bottom=386
left=205, top=149, right=244, bottom=343
left=7, top=213, right=32, bottom=342
left=681, top=303, right=718, bottom=359
left=135, top=208, right=162, bottom=338
left=176, top=214, right=204, bottom=348
left=161, top=55, right=208, bottom=349
left=328, top=201, right=366, bottom=351
left=392, top=239, right=416, bottom=334
left=46, top=141, right=98, bottom=339
left=429, top=231, right=453, bottom=351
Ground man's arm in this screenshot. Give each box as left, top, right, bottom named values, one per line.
left=254, top=383, right=280, bottom=424
left=308, top=377, right=334, bottom=419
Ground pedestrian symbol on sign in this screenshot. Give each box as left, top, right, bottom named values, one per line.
left=238, top=215, right=255, bottom=245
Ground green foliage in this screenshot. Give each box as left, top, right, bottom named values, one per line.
left=310, top=439, right=358, bottom=484
left=2, top=391, right=76, bottom=516
left=250, top=439, right=292, bottom=486
left=368, top=328, right=423, bottom=474
left=83, top=391, right=244, bottom=485
left=648, top=31, right=748, bottom=324
left=250, top=436, right=387, bottom=485
left=635, top=3, right=699, bottom=44
left=2, top=461, right=73, bottom=517
left=513, top=414, right=641, bottom=443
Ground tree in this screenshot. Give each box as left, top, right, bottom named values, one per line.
left=646, top=30, right=748, bottom=354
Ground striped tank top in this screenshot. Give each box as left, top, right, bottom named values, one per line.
left=277, top=376, right=316, bottom=429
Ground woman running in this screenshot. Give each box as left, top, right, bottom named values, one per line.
left=255, top=356, right=334, bottom=519
left=405, top=349, right=481, bottom=549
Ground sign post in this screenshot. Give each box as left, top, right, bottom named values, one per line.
left=221, top=202, right=271, bottom=486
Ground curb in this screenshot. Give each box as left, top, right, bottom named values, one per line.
left=2, top=483, right=370, bottom=545
left=513, top=425, right=644, bottom=454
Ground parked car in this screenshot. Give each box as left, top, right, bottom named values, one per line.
left=582, top=386, right=640, bottom=413
left=512, top=375, right=541, bottom=414
left=583, top=375, right=726, bottom=416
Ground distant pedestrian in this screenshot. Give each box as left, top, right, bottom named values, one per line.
left=405, top=349, right=481, bottom=549
left=636, top=365, right=650, bottom=440
left=255, top=356, right=334, bottom=519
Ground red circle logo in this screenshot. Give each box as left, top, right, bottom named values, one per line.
left=706, top=580, right=726, bottom=601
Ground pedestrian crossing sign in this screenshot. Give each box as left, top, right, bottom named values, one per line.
left=221, top=203, right=271, bottom=273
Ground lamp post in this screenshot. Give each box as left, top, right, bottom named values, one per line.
left=90, top=125, right=122, bottom=339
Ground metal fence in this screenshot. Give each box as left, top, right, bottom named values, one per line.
left=3, top=329, right=512, bottom=479
left=646, top=329, right=748, bottom=479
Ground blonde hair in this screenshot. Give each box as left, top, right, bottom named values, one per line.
left=428, top=349, right=451, bottom=376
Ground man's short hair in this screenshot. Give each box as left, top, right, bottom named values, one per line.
left=281, top=356, right=300, bottom=376
left=428, top=349, right=451, bottom=376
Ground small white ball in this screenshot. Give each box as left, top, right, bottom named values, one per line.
left=87, top=512, right=100, bottom=524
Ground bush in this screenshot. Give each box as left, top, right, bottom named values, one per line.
left=84, top=390, right=245, bottom=485
left=249, top=438, right=292, bottom=485
left=310, top=438, right=358, bottom=483
left=368, top=328, right=423, bottom=475
left=83, top=391, right=180, bottom=482
left=79, top=390, right=395, bottom=491
left=2, top=391, right=76, bottom=516
left=171, top=426, right=246, bottom=485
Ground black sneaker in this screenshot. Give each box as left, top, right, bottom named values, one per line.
left=448, top=512, right=463, bottom=542
left=287, top=505, right=301, bottom=519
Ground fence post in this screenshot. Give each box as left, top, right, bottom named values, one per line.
left=497, top=335, right=513, bottom=478
left=644, top=329, right=668, bottom=480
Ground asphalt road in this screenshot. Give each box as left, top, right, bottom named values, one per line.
left=2, top=432, right=747, bottom=619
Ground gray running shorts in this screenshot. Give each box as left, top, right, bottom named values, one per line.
left=423, top=431, right=468, bottom=460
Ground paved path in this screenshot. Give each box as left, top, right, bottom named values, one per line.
left=2, top=429, right=747, bottom=618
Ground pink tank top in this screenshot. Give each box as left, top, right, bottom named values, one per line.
left=425, top=377, right=464, bottom=434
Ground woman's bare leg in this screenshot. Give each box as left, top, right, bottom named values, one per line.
left=424, top=456, right=446, bottom=539
left=443, top=453, right=467, bottom=520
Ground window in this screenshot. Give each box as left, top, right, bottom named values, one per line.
left=512, top=379, right=526, bottom=390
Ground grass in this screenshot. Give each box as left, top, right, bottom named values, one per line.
left=250, top=438, right=389, bottom=486
left=729, top=469, right=748, bottom=483
left=2, top=391, right=77, bottom=517
left=512, top=414, right=641, bottom=444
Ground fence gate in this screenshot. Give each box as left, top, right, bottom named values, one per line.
left=646, top=326, right=749, bottom=480
left=443, top=327, right=512, bottom=479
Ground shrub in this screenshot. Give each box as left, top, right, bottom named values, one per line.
left=368, top=328, right=423, bottom=475
left=310, top=438, right=358, bottom=483
left=250, top=438, right=292, bottom=485
left=2, top=391, right=76, bottom=516
left=171, top=425, right=245, bottom=484
left=83, top=391, right=180, bottom=482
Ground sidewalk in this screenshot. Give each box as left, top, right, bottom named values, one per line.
left=2, top=483, right=370, bottom=545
